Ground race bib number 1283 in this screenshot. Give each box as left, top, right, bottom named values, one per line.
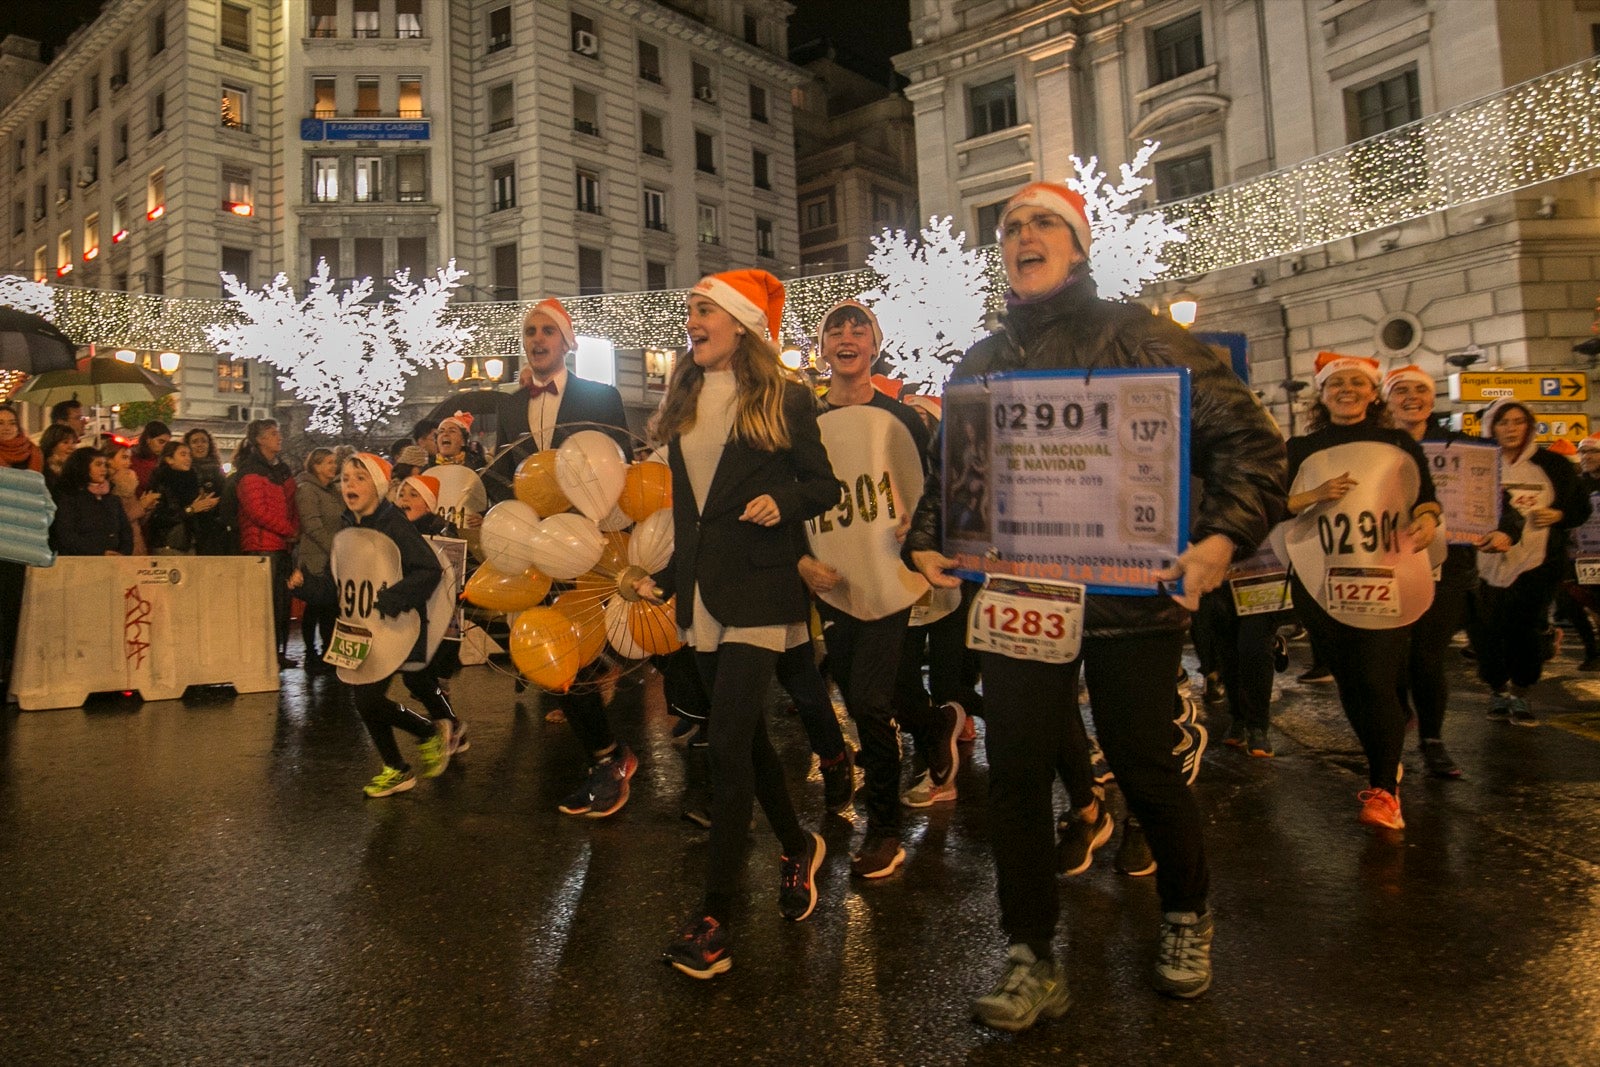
left=966, top=575, right=1085, bottom=664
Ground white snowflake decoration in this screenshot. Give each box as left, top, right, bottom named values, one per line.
left=1065, top=141, right=1187, bottom=301
left=857, top=216, right=991, bottom=393
left=0, top=274, right=56, bottom=320
left=206, top=259, right=475, bottom=437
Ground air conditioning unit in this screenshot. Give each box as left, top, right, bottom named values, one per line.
left=77, top=168, right=96, bottom=187
left=695, top=84, right=716, bottom=103
left=55, top=189, right=69, bottom=205
left=573, top=29, right=598, bottom=56
left=226, top=404, right=242, bottom=420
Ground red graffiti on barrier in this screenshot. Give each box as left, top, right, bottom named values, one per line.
left=124, top=584, right=153, bottom=668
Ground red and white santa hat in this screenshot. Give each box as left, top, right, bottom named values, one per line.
left=350, top=452, right=393, bottom=497
left=438, top=410, right=475, bottom=437
left=1313, top=351, right=1383, bottom=389
left=818, top=299, right=883, bottom=349
left=903, top=394, right=943, bottom=421
left=691, top=269, right=786, bottom=344
left=1380, top=364, right=1434, bottom=398
left=1001, top=181, right=1092, bottom=256
left=403, top=473, right=441, bottom=511
left=528, top=297, right=577, bottom=355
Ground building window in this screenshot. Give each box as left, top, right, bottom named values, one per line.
left=641, top=112, right=665, bottom=157
left=755, top=216, right=774, bottom=258
left=572, top=12, right=599, bottom=57
left=354, top=157, right=382, bottom=202
left=1154, top=151, right=1213, bottom=202
left=396, top=236, right=426, bottom=279
left=638, top=40, right=662, bottom=83
left=488, top=6, right=511, bottom=53
left=399, top=76, right=423, bottom=118
left=872, top=190, right=901, bottom=229
left=113, top=272, right=129, bottom=291
left=148, top=251, right=166, bottom=293
left=86, top=72, right=100, bottom=113
left=150, top=92, right=166, bottom=136
left=58, top=230, right=73, bottom=274
left=58, top=163, right=73, bottom=205
left=397, top=0, right=423, bottom=39
left=221, top=85, right=250, bottom=131
left=692, top=63, right=716, bottom=103
left=491, top=163, right=516, bottom=211
left=12, top=139, right=21, bottom=174
left=354, top=237, right=383, bottom=281
left=313, top=78, right=336, bottom=118
left=744, top=13, right=760, bottom=45
left=646, top=260, right=669, bottom=291
left=577, top=245, right=604, bottom=294
left=354, top=0, right=380, bottom=39
left=112, top=49, right=129, bottom=89
left=36, top=118, right=47, bottom=154
left=1151, top=13, right=1204, bottom=85
left=310, top=238, right=340, bottom=278
left=697, top=202, right=719, bottom=244
left=221, top=246, right=251, bottom=291
left=752, top=150, right=770, bottom=190
left=81, top=144, right=99, bottom=186
left=147, top=168, right=166, bottom=219
left=83, top=212, right=100, bottom=259
left=112, top=196, right=128, bottom=241
left=750, top=84, right=768, bottom=123
left=61, top=97, right=73, bottom=135
left=576, top=169, right=601, bottom=214
left=397, top=154, right=426, bottom=202
left=312, top=157, right=339, bottom=202
left=968, top=77, right=1017, bottom=138
left=33, top=183, right=46, bottom=221
left=486, top=243, right=517, bottom=301
left=11, top=200, right=22, bottom=237
left=151, top=12, right=166, bottom=55
left=643, top=187, right=667, bottom=231
left=695, top=130, right=716, bottom=174
left=573, top=87, right=599, bottom=136
left=217, top=356, right=251, bottom=392
left=34, top=246, right=47, bottom=283
left=1349, top=67, right=1421, bottom=139
left=309, top=0, right=337, bottom=37
left=489, top=83, right=515, bottom=132
left=356, top=77, right=380, bottom=117
left=222, top=166, right=254, bottom=215
left=801, top=194, right=833, bottom=232
left=115, top=121, right=129, bottom=163
left=976, top=200, right=1006, bottom=243
left=220, top=2, right=251, bottom=52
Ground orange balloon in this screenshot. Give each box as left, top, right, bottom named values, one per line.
left=513, top=451, right=572, bottom=516
left=596, top=530, right=630, bottom=576
left=510, top=607, right=581, bottom=692
left=464, top=563, right=552, bottom=612
left=552, top=586, right=608, bottom=666
left=628, top=597, right=682, bottom=655
left=619, top=463, right=672, bottom=522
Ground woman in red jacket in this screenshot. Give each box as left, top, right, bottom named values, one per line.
left=235, top=418, right=301, bottom=668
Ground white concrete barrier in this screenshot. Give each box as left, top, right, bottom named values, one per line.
left=9, top=556, right=280, bottom=710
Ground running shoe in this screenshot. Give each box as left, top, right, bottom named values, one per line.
left=929, top=702, right=966, bottom=788
left=900, top=770, right=957, bottom=808
left=1153, top=911, right=1214, bottom=999
left=1246, top=727, right=1274, bottom=758
left=1298, top=665, right=1333, bottom=684
left=1174, top=672, right=1200, bottom=724
left=778, top=832, right=825, bottom=921
left=1223, top=721, right=1248, bottom=748
left=850, top=832, right=905, bottom=879
left=416, top=728, right=450, bottom=779
left=1486, top=693, right=1512, bottom=721
left=1115, top=818, right=1156, bottom=876
left=588, top=745, right=641, bottom=818
left=447, top=719, right=470, bottom=754
left=663, top=915, right=732, bottom=979
left=957, top=702, right=978, bottom=744
left=1056, top=803, right=1113, bottom=877
left=822, top=747, right=857, bottom=814
left=971, top=944, right=1071, bottom=1032
left=1507, top=696, right=1538, bottom=727
left=1201, top=671, right=1227, bottom=716
left=363, top=765, right=416, bottom=798
left=1174, top=720, right=1208, bottom=785
left=1357, top=788, right=1405, bottom=830
left=1420, top=738, right=1461, bottom=779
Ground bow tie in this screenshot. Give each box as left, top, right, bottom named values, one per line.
left=528, top=381, right=559, bottom=398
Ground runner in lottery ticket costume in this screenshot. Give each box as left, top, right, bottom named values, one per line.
left=907, top=182, right=1286, bottom=1030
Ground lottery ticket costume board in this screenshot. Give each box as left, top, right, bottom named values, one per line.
left=1572, top=494, right=1600, bottom=584
left=1227, top=542, right=1292, bottom=616
left=941, top=368, right=1191, bottom=595
left=805, top=404, right=930, bottom=621
left=425, top=465, right=488, bottom=535
left=327, top=528, right=456, bottom=683
left=1421, top=439, right=1500, bottom=544
left=1270, top=441, right=1435, bottom=629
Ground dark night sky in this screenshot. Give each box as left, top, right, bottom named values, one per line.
left=3, top=1, right=909, bottom=71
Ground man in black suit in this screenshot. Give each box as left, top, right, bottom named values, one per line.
left=492, top=297, right=639, bottom=818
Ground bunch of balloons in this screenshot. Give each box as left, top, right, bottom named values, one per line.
left=465, top=431, right=680, bottom=692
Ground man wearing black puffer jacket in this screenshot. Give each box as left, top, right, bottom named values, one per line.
left=907, top=181, right=1287, bottom=1031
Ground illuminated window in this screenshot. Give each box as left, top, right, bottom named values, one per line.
left=146, top=168, right=165, bottom=219
left=354, top=0, right=379, bottom=39
left=354, top=157, right=382, bottom=202
left=221, top=85, right=250, bottom=131
left=222, top=165, right=254, bottom=215
left=309, top=0, right=336, bottom=38
left=83, top=212, right=99, bottom=258
left=398, top=76, right=422, bottom=118
left=312, top=157, right=339, bottom=202
left=313, top=77, right=336, bottom=118
left=355, top=77, right=380, bottom=118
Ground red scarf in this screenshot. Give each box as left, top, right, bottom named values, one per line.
left=0, top=434, right=42, bottom=471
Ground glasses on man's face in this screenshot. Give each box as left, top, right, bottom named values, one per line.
left=1001, top=213, right=1066, bottom=242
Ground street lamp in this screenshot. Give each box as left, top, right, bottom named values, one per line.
left=1168, top=290, right=1199, bottom=328
left=158, top=351, right=181, bottom=374
left=446, top=358, right=467, bottom=384
left=114, top=349, right=138, bottom=363
left=483, top=357, right=505, bottom=381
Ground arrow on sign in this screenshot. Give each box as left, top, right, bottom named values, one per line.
left=1567, top=377, right=1585, bottom=397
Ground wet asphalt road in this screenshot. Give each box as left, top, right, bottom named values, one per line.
left=2, top=633, right=1599, bottom=1066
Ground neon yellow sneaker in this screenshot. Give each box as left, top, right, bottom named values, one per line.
left=417, top=730, right=450, bottom=779
left=363, top=765, right=415, bottom=798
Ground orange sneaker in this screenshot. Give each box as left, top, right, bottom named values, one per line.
left=1357, top=788, right=1405, bottom=830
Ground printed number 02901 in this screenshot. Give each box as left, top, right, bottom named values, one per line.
left=812, top=471, right=896, bottom=533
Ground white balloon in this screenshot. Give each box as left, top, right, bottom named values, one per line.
left=478, top=501, right=542, bottom=575
left=555, top=430, right=628, bottom=522
left=529, top=512, right=605, bottom=580
left=603, top=595, right=649, bottom=660
left=627, top=507, right=675, bottom=573
left=598, top=503, right=632, bottom=532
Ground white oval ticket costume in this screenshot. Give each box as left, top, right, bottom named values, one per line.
left=329, top=527, right=423, bottom=684
left=425, top=464, right=489, bottom=531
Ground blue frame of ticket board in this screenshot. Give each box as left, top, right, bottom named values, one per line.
left=941, top=367, right=1191, bottom=595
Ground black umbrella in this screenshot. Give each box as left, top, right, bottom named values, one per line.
left=0, top=308, right=79, bottom=376
left=423, top=385, right=519, bottom=425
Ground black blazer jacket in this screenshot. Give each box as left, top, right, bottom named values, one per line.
left=659, top=380, right=840, bottom=630
left=486, top=374, right=631, bottom=503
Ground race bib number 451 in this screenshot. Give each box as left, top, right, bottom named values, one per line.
left=324, top=621, right=374, bottom=669
left=966, top=575, right=1085, bottom=664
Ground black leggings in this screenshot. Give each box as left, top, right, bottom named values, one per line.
left=697, top=643, right=808, bottom=924
left=351, top=666, right=450, bottom=769
left=1400, top=552, right=1472, bottom=740
left=1292, top=576, right=1410, bottom=792
left=776, top=643, right=847, bottom=763
left=1469, top=569, right=1556, bottom=691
